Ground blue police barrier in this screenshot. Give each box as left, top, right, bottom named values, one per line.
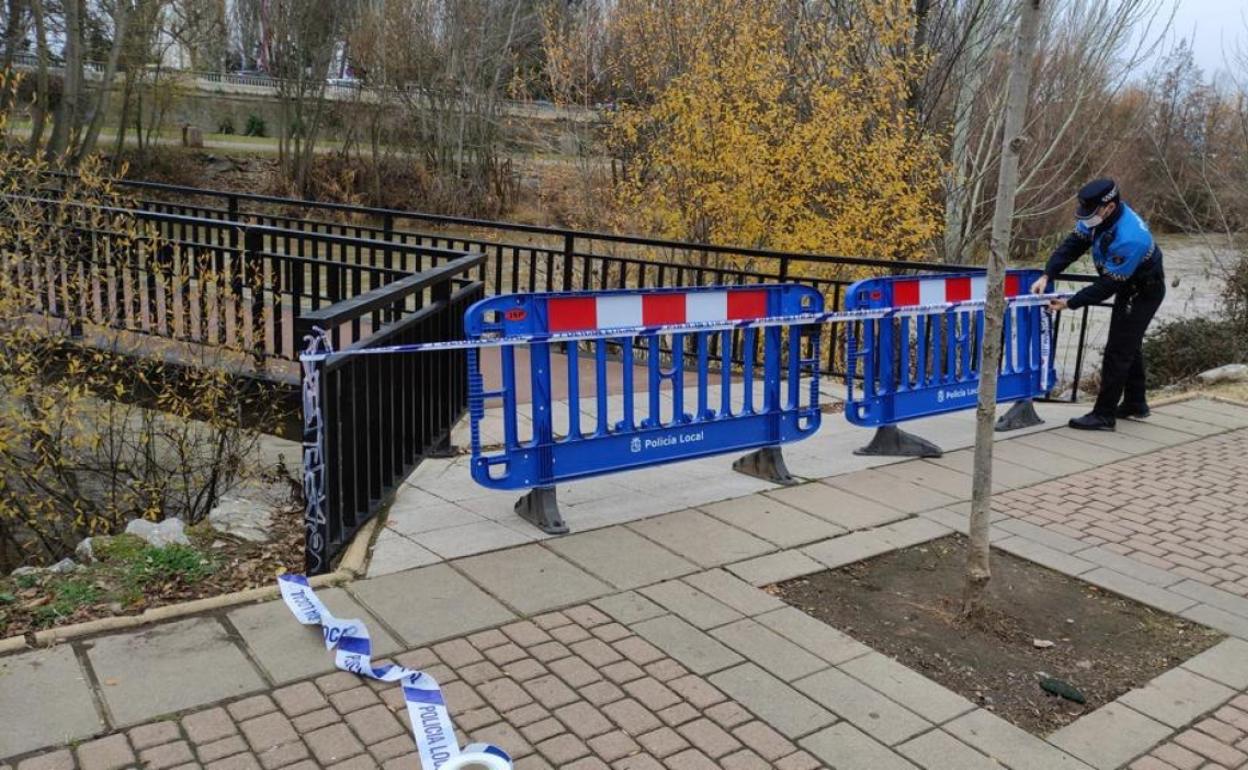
left=463, top=284, right=825, bottom=532
left=843, top=269, right=1056, bottom=457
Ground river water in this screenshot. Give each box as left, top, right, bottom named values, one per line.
left=1050, top=233, right=1240, bottom=392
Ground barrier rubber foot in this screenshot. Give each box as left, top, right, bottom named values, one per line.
left=732, top=446, right=798, bottom=485
left=995, top=399, right=1044, bottom=432
left=515, top=486, right=569, bottom=535
left=854, top=425, right=943, bottom=458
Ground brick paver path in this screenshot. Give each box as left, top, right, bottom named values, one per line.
left=1130, top=694, right=1248, bottom=770
left=999, top=429, right=1248, bottom=597
left=11, top=605, right=820, bottom=770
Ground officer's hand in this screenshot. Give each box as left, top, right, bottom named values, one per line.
left=1030, top=276, right=1048, bottom=295
left=1049, top=298, right=1068, bottom=312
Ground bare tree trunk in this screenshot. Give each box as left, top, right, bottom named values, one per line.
left=135, top=87, right=146, bottom=153
left=963, top=0, right=1042, bottom=618
left=26, top=0, right=49, bottom=153
left=77, top=0, right=131, bottom=163
left=47, top=0, right=82, bottom=161
left=141, top=66, right=168, bottom=151
left=1, top=0, right=24, bottom=86
left=906, top=0, right=932, bottom=114
left=112, top=69, right=134, bottom=169
left=297, top=81, right=328, bottom=194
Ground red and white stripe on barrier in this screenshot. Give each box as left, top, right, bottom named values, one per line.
left=891, top=274, right=1024, bottom=308
left=299, top=293, right=1069, bottom=363
left=546, top=289, right=768, bottom=332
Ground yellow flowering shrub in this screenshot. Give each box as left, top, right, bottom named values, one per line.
left=609, top=0, right=944, bottom=275
left=0, top=72, right=285, bottom=570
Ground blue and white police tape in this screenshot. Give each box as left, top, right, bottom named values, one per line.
left=1040, top=303, right=1053, bottom=393
left=277, top=575, right=512, bottom=770
left=299, top=293, right=1072, bottom=363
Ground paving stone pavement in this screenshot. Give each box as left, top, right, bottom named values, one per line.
left=8, top=605, right=827, bottom=770
left=1126, top=693, right=1248, bottom=769
left=1000, top=405, right=1248, bottom=598
left=6, top=396, right=1248, bottom=770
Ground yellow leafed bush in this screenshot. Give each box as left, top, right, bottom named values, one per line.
left=0, top=71, right=287, bottom=571
left=609, top=0, right=944, bottom=277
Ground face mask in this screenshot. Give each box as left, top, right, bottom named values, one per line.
left=1079, top=213, right=1103, bottom=229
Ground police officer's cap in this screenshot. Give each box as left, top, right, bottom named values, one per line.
left=1076, top=178, right=1119, bottom=217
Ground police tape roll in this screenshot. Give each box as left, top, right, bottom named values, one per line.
left=277, top=575, right=513, bottom=770
left=441, top=746, right=512, bottom=770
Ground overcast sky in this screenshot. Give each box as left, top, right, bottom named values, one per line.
left=1157, top=0, right=1247, bottom=81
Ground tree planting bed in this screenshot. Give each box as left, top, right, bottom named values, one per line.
left=772, top=534, right=1222, bottom=734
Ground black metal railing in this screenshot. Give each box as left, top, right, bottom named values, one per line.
left=86, top=176, right=1101, bottom=393
left=296, top=253, right=485, bottom=572
left=2, top=195, right=482, bottom=368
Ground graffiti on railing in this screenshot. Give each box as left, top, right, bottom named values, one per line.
left=300, top=327, right=332, bottom=574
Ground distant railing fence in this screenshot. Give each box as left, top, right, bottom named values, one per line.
left=5, top=51, right=597, bottom=118
left=91, top=177, right=1102, bottom=397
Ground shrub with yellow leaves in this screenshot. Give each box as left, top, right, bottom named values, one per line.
left=609, top=0, right=944, bottom=277
left=0, top=71, right=287, bottom=572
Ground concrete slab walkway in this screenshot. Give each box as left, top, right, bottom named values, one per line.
left=372, top=393, right=1080, bottom=575
left=5, top=397, right=1248, bottom=770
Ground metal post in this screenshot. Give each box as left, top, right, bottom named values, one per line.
left=383, top=213, right=396, bottom=323
left=562, top=233, right=574, bottom=292
left=1072, top=306, right=1090, bottom=402
left=382, top=213, right=395, bottom=272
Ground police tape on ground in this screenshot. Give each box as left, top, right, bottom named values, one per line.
left=277, top=575, right=513, bottom=770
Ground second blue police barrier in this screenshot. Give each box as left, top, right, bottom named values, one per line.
left=844, top=269, right=1056, bottom=457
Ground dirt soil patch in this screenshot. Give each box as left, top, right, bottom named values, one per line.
left=0, top=509, right=304, bottom=641
left=772, top=534, right=1223, bottom=735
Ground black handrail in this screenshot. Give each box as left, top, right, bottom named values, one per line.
left=84, top=175, right=977, bottom=273
left=297, top=252, right=485, bottom=338
left=31, top=176, right=1102, bottom=397
left=298, top=259, right=484, bottom=572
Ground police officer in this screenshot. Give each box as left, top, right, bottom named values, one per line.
left=1031, top=178, right=1166, bottom=431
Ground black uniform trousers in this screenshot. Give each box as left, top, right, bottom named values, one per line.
left=1092, top=269, right=1166, bottom=418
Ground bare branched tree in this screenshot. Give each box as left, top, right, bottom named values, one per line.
left=230, top=0, right=262, bottom=70
left=264, top=0, right=354, bottom=195
left=941, top=0, right=1172, bottom=262
left=164, top=0, right=226, bottom=71
left=350, top=0, right=536, bottom=209
left=25, top=0, right=50, bottom=152
left=75, top=0, right=130, bottom=161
